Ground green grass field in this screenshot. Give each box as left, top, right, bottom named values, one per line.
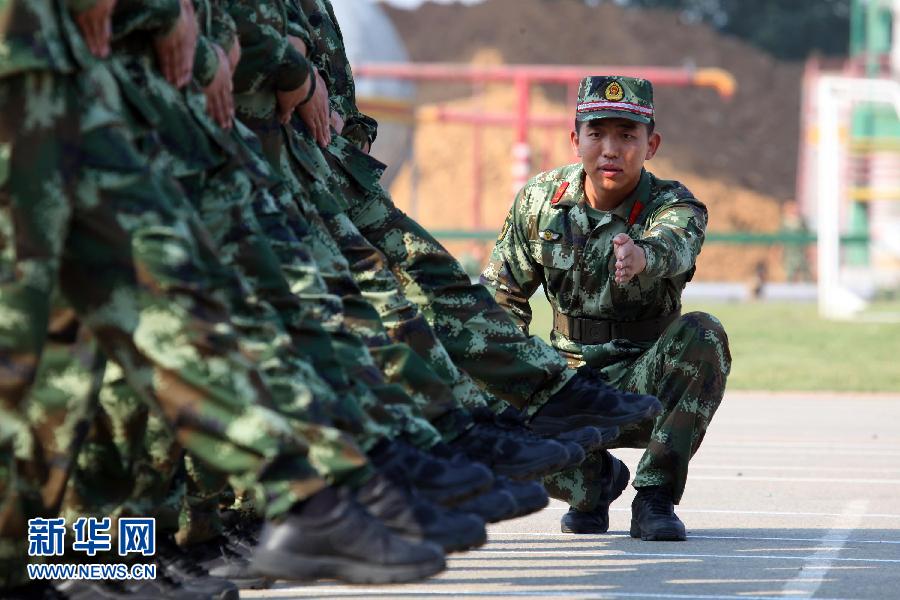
left=529, top=298, right=900, bottom=392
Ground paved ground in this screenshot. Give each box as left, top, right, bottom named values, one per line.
left=246, top=391, right=900, bottom=600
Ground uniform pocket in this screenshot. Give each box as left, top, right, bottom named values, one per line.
left=530, top=240, right=576, bottom=293
left=530, top=240, right=575, bottom=270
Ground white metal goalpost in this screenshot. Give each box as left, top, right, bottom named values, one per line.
left=815, top=76, right=900, bottom=320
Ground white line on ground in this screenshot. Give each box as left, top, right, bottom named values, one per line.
left=781, top=499, right=869, bottom=597
left=688, top=475, right=900, bottom=484
left=697, top=448, right=900, bottom=457
left=456, top=550, right=900, bottom=564
left=689, top=465, right=900, bottom=474
left=537, top=506, right=900, bottom=519
left=486, top=532, right=900, bottom=545
left=255, top=590, right=861, bottom=600
left=705, top=442, right=900, bottom=450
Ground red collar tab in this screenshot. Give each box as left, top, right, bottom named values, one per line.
left=627, top=201, right=645, bottom=226
left=550, top=182, right=570, bottom=206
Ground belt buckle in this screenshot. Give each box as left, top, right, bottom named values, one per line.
left=588, top=320, right=611, bottom=344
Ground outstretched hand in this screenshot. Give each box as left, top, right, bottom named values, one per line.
left=612, top=233, right=647, bottom=284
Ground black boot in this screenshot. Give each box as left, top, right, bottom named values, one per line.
left=454, top=479, right=518, bottom=523
left=190, top=535, right=271, bottom=590
left=219, top=509, right=262, bottom=557
left=120, top=565, right=224, bottom=599
left=561, top=451, right=630, bottom=534
left=156, top=537, right=240, bottom=600
left=553, top=425, right=620, bottom=453
left=500, top=476, right=550, bottom=518
left=251, top=486, right=446, bottom=584
left=530, top=366, right=661, bottom=435
left=446, top=408, right=571, bottom=480
left=369, top=439, right=493, bottom=506
left=356, top=471, right=487, bottom=553
left=630, top=486, right=686, bottom=541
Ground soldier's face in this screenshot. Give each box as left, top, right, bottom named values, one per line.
left=571, top=118, right=661, bottom=199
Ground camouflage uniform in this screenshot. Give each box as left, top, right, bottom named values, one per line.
left=298, top=0, right=577, bottom=412
left=482, top=78, right=731, bottom=510
left=227, top=0, right=473, bottom=441
left=59, top=0, right=396, bottom=547
left=0, top=0, right=366, bottom=585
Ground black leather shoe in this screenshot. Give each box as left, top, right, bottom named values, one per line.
left=501, top=477, right=550, bottom=518
left=560, top=451, right=630, bottom=534
left=157, top=537, right=240, bottom=600
left=447, top=409, right=571, bottom=480
left=370, top=439, right=493, bottom=506
left=554, top=425, right=620, bottom=452
left=191, top=535, right=271, bottom=590
left=630, top=486, right=686, bottom=541
left=561, top=440, right=586, bottom=466
left=251, top=486, right=446, bottom=583
left=121, top=566, right=222, bottom=599
left=356, top=472, right=487, bottom=553
left=454, top=479, right=518, bottom=523
left=530, top=367, right=661, bottom=435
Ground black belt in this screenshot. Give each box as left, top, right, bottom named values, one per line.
left=552, top=310, right=681, bottom=345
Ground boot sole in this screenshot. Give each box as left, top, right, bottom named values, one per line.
left=251, top=549, right=446, bottom=584
left=529, top=402, right=661, bottom=436
left=561, top=521, right=609, bottom=534
left=629, top=518, right=686, bottom=541
left=509, top=493, right=549, bottom=519
left=435, top=527, right=488, bottom=554
left=230, top=576, right=272, bottom=590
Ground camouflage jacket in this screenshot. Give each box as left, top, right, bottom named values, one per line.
left=109, top=0, right=236, bottom=177
left=296, top=0, right=377, bottom=149
left=227, top=0, right=311, bottom=99
left=481, top=164, right=707, bottom=363
left=0, top=0, right=97, bottom=78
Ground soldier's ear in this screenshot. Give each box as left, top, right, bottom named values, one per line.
left=645, top=131, right=661, bottom=160
left=570, top=129, right=582, bottom=158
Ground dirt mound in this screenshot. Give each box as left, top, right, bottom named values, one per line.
left=384, top=0, right=802, bottom=201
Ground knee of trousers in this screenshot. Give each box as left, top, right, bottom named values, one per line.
left=673, top=312, right=732, bottom=374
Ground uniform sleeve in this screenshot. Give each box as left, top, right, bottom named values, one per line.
left=285, top=0, right=312, bottom=48
left=298, top=0, right=378, bottom=148
left=112, top=0, right=182, bottom=39
left=191, top=0, right=236, bottom=87
left=192, top=36, right=219, bottom=87
left=635, top=200, right=707, bottom=279
left=480, top=191, right=543, bottom=334
left=226, top=0, right=311, bottom=93
left=209, top=0, right=237, bottom=52
left=67, top=0, right=101, bottom=13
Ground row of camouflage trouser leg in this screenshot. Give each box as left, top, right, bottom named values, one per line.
left=0, top=65, right=373, bottom=586
left=543, top=312, right=731, bottom=511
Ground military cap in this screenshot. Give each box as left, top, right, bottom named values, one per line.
left=575, top=76, right=654, bottom=125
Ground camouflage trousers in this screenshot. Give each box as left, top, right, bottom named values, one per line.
left=544, top=312, right=731, bottom=511
left=0, top=67, right=352, bottom=585
left=326, top=135, right=575, bottom=411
